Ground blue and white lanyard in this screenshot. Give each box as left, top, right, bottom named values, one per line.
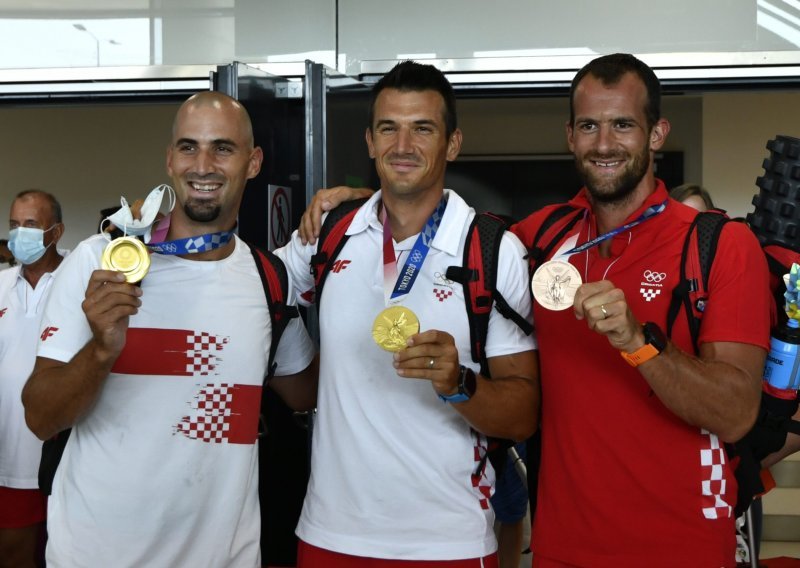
left=383, top=195, right=448, bottom=304
left=561, top=199, right=668, bottom=257
left=147, top=230, right=234, bottom=255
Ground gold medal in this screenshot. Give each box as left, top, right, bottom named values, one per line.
left=531, top=259, right=582, bottom=311
left=101, top=236, right=151, bottom=284
left=372, top=306, right=420, bottom=352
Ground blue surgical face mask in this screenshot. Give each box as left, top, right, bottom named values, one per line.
left=8, top=225, right=55, bottom=265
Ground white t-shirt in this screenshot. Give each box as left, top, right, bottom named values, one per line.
left=0, top=266, right=57, bottom=488
left=38, top=234, right=315, bottom=568
left=278, top=189, right=536, bottom=560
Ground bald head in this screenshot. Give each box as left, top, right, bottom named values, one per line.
left=172, top=91, right=255, bottom=149
left=166, top=90, right=264, bottom=232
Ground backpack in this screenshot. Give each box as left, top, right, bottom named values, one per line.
left=37, top=242, right=298, bottom=495
left=665, top=210, right=800, bottom=517
left=309, top=198, right=534, bottom=471
left=527, top=204, right=800, bottom=518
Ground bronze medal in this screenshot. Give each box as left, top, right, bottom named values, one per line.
left=531, top=259, right=582, bottom=311
left=372, top=306, right=420, bottom=352
left=101, top=236, right=151, bottom=284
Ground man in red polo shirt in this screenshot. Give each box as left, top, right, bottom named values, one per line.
left=515, top=53, right=769, bottom=568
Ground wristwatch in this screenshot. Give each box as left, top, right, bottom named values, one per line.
left=620, top=322, right=667, bottom=367
left=438, top=366, right=477, bottom=403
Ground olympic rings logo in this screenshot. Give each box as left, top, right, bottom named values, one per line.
left=410, top=250, right=423, bottom=263
left=643, top=270, right=666, bottom=283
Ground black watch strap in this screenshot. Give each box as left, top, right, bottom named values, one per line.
left=438, top=366, right=477, bottom=403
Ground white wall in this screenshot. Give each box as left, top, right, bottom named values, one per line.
left=703, top=90, right=800, bottom=218
left=0, top=103, right=177, bottom=251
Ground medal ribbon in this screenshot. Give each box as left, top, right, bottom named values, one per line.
left=559, top=199, right=668, bottom=258
left=382, top=195, right=448, bottom=305
left=144, top=214, right=235, bottom=255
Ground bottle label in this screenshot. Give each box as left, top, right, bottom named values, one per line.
left=764, top=336, right=800, bottom=390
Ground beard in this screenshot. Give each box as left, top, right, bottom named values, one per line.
left=575, top=143, right=650, bottom=205
left=183, top=199, right=221, bottom=223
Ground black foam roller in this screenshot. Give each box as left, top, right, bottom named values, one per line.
left=746, top=135, right=800, bottom=252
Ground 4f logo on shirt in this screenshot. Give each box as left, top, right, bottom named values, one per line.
left=331, top=259, right=351, bottom=273
left=0, top=308, right=6, bottom=318
left=40, top=326, right=59, bottom=341
left=639, top=269, right=667, bottom=302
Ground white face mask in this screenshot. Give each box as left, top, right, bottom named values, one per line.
left=103, top=184, right=175, bottom=241
left=9, top=225, right=56, bottom=265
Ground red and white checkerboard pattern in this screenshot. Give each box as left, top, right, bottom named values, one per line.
left=433, top=287, right=453, bottom=302
left=185, top=332, right=229, bottom=376
left=700, top=429, right=733, bottom=519
left=470, top=433, right=493, bottom=510
left=176, top=384, right=233, bottom=443
left=639, top=287, right=661, bottom=302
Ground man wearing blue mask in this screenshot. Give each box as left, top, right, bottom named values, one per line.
left=0, top=189, right=64, bottom=568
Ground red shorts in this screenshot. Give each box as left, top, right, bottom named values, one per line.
left=297, top=541, right=498, bottom=568
left=0, top=486, right=46, bottom=528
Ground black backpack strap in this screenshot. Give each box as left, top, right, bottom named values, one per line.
left=39, top=429, right=71, bottom=496
left=445, top=213, right=533, bottom=377
left=666, top=211, right=729, bottom=352
left=248, top=244, right=299, bottom=380
left=478, top=216, right=534, bottom=337
left=310, top=198, right=368, bottom=304
left=732, top=391, right=800, bottom=516
left=444, top=212, right=533, bottom=476
left=527, top=205, right=583, bottom=272
left=765, top=250, right=793, bottom=315
left=766, top=250, right=790, bottom=277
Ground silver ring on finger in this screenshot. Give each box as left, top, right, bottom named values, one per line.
left=600, top=304, right=608, bottom=319
left=428, top=358, right=435, bottom=369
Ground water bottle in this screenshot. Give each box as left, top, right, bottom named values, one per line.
left=757, top=318, right=800, bottom=460
left=763, top=318, right=800, bottom=396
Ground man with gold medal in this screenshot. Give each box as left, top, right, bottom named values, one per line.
left=276, top=62, right=538, bottom=567
left=299, top=54, right=773, bottom=567
left=22, top=92, right=318, bottom=567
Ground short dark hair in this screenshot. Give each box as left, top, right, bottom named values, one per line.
left=368, top=60, right=457, bottom=138
left=15, top=189, right=63, bottom=224
left=569, top=53, right=661, bottom=131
